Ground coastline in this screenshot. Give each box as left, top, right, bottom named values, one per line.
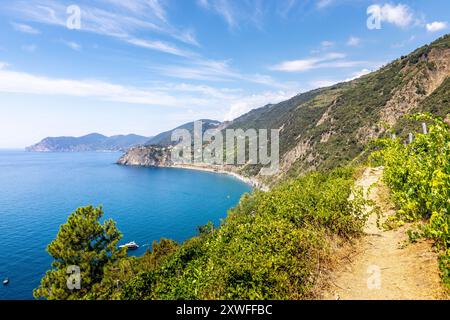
left=170, top=164, right=269, bottom=191
left=115, top=146, right=269, bottom=191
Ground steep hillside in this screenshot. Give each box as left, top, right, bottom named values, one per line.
left=118, top=35, right=450, bottom=185
left=233, top=34, right=450, bottom=182
left=26, top=133, right=150, bottom=152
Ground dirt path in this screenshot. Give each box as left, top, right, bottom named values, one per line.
left=324, top=167, right=448, bottom=300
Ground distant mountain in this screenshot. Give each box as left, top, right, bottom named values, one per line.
left=26, top=133, right=151, bottom=152
left=146, top=119, right=221, bottom=146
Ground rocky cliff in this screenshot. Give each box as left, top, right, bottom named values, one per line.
left=117, top=146, right=173, bottom=166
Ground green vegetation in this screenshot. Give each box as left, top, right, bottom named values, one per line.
left=36, top=167, right=368, bottom=300
left=230, top=34, right=450, bottom=180
left=34, top=206, right=126, bottom=299
left=371, top=114, right=450, bottom=286
left=35, top=35, right=450, bottom=299
left=392, top=67, right=450, bottom=139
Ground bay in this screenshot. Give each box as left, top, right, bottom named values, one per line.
left=0, top=150, right=251, bottom=299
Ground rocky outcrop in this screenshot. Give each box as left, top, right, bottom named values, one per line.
left=379, top=47, right=450, bottom=127
left=117, top=146, right=173, bottom=166
left=117, top=146, right=268, bottom=190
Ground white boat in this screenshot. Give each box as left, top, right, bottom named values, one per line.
left=119, top=241, right=139, bottom=250
left=3, top=278, right=9, bottom=285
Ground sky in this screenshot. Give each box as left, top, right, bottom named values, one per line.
left=0, top=0, right=448, bottom=148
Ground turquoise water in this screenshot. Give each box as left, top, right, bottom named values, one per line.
left=0, top=150, right=251, bottom=300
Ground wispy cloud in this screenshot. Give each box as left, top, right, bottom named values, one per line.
left=11, top=22, right=40, bottom=34
left=198, top=0, right=235, bottom=27
left=126, top=38, right=194, bottom=57
left=316, top=0, right=334, bottom=9
left=346, top=36, right=361, bottom=47
left=65, top=41, right=82, bottom=51
left=270, top=52, right=366, bottom=72
left=321, top=40, right=335, bottom=48
left=152, top=58, right=299, bottom=89
left=146, top=0, right=167, bottom=22
left=0, top=63, right=302, bottom=121
left=197, top=0, right=265, bottom=29
left=0, top=65, right=204, bottom=107
left=101, top=0, right=200, bottom=45
left=153, top=59, right=239, bottom=82
left=426, top=21, right=448, bottom=32
left=345, top=68, right=371, bottom=81
left=5, top=0, right=198, bottom=56
left=309, top=79, right=337, bottom=88
left=308, top=68, right=373, bottom=90
left=224, top=90, right=298, bottom=120
left=276, top=0, right=298, bottom=18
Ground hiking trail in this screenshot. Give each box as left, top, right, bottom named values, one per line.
left=324, top=167, right=448, bottom=300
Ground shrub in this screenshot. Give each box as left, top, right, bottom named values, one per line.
left=119, top=167, right=368, bottom=299
left=370, top=113, right=450, bottom=285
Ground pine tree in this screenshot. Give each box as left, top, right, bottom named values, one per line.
left=34, top=206, right=125, bottom=300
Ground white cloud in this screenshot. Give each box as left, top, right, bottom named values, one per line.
left=316, top=0, right=334, bottom=9
left=152, top=58, right=298, bottom=89
left=0, top=67, right=194, bottom=107
left=345, top=68, right=371, bottom=81
left=62, top=41, right=81, bottom=51
left=197, top=0, right=236, bottom=27
left=197, top=0, right=209, bottom=8
left=0, top=64, right=299, bottom=121
left=126, top=38, right=193, bottom=57
left=270, top=52, right=367, bottom=72
left=347, top=36, right=361, bottom=46
left=5, top=0, right=198, bottom=56
left=426, top=21, right=448, bottom=32
left=11, top=22, right=40, bottom=34
left=197, top=0, right=264, bottom=29
left=101, top=0, right=168, bottom=23
left=277, top=0, right=298, bottom=18
left=309, top=79, right=338, bottom=88
left=367, top=4, right=414, bottom=28
left=147, top=0, right=167, bottom=22
left=224, top=90, right=298, bottom=121
left=321, top=40, right=335, bottom=47
left=152, top=60, right=236, bottom=82
left=308, top=68, right=372, bottom=90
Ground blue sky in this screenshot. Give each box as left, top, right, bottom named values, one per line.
left=0, top=0, right=448, bottom=148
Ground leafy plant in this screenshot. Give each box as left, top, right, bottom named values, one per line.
left=370, top=113, right=450, bottom=286
left=114, top=167, right=368, bottom=300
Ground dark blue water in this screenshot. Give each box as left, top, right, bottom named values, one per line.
left=0, top=150, right=251, bottom=300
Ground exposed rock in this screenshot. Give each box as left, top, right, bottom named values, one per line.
left=117, top=145, right=269, bottom=190
left=379, top=48, right=450, bottom=127
left=117, top=146, right=173, bottom=166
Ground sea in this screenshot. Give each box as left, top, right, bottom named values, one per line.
left=0, top=150, right=251, bottom=299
